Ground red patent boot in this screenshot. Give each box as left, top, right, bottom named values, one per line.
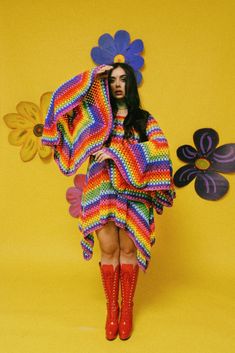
left=100, top=263, right=120, bottom=340
left=119, top=264, right=139, bottom=340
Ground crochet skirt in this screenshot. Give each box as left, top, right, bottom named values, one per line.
left=78, top=158, right=156, bottom=271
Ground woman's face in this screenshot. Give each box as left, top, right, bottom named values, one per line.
left=109, top=66, right=127, bottom=100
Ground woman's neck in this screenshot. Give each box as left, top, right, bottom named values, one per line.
left=116, top=110, right=128, bottom=117
left=116, top=99, right=127, bottom=110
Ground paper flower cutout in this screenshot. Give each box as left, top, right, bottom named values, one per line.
left=3, top=92, right=53, bottom=162
left=173, top=128, right=235, bottom=200
left=91, top=30, right=144, bottom=85
left=66, top=174, right=86, bottom=217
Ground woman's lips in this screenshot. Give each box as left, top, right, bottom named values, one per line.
left=115, top=90, right=123, bottom=95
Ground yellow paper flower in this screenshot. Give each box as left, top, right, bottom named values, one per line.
left=3, top=92, right=53, bottom=162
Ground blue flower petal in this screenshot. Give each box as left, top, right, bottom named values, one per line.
left=195, top=172, right=229, bottom=200
left=91, top=31, right=145, bottom=84
left=126, top=55, right=144, bottom=71
left=177, top=144, right=198, bottom=163
left=173, top=164, right=199, bottom=187
left=211, top=143, right=235, bottom=173
left=114, top=30, right=130, bottom=52
left=135, top=70, right=142, bottom=85
left=193, top=128, right=219, bottom=157
left=98, top=33, right=116, bottom=56
left=127, top=39, right=144, bottom=54
left=91, top=47, right=114, bottom=64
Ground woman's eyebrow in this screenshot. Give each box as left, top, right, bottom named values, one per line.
left=110, top=74, right=127, bottom=79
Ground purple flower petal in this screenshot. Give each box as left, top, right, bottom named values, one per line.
left=98, top=33, right=116, bottom=56
left=211, top=143, right=235, bottom=173
left=135, top=70, right=142, bottom=85
left=126, top=55, right=144, bottom=71
left=177, top=144, right=198, bottom=163
left=173, top=164, right=199, bottom=187
left=195, top=172, right=229, bottom=200
left=193, top=128, right=219, bottom=157
left=91, top=47, right=114, bottom=64
left=114, top=30, right=130, bottom=52
left=127, top=39, right=144, bottom=55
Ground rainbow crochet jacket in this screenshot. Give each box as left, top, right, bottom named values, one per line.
left=42, top=65, right=173, bottom=193
left=42, top=66, right=175, bottom=269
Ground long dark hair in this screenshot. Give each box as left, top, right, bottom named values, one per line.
left=108, top=63, right=149, bottom=142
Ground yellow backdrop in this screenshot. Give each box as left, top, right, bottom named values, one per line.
left=1, top=0, right=234, bottom=352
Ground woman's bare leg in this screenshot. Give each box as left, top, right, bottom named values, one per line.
left=119, top=228, right=137, bottom=265
left=96, top=221, right=120, bottom=266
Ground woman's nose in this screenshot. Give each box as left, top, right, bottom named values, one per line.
left=115, top=79, right=121, bottom=87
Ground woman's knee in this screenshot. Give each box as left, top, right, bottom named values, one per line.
left=120, top=245, right=136, bottom=258
left=119, top=229, right=136, bottom=257
left=100, top=241, right=120, bottom=258
left=96, top=222, right=120, bottom=258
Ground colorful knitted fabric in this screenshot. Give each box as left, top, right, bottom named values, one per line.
left=42, top=67, right=175, bottom=271
left=102, top=115, right=175, bottom=214
left=42, top=65, right=112, bottom=175
left=79, top=114, right=175, bottom=271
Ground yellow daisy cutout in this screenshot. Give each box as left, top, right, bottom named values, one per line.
left=3, top=92, right=53, bottom=162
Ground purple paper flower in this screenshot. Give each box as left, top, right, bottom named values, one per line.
left=66, top=174, right=86, bottom=217
left=173, top=128, right=235, bottom=200
left=91, top=30, right=144, bottom=85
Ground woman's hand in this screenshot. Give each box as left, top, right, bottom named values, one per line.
left=92, top=149, right=111, bottom=162
left=96, top=65, right=113, bottom=79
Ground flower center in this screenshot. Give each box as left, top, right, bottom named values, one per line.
left=195, top=158, right=210, bottom=170
left=33, top=123, right=44, bottom=137
left=114, top=54, right=125, bottom=63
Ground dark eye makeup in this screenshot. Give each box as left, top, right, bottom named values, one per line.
left=109, top=75, right=127, bottom=83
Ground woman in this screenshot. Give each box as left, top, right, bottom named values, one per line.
left=42, top=63, right=175, bottom=341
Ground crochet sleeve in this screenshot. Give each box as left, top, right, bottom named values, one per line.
left=103, top=115, right=174, bottom=191
left=41, top=65, right=112, bottom=176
